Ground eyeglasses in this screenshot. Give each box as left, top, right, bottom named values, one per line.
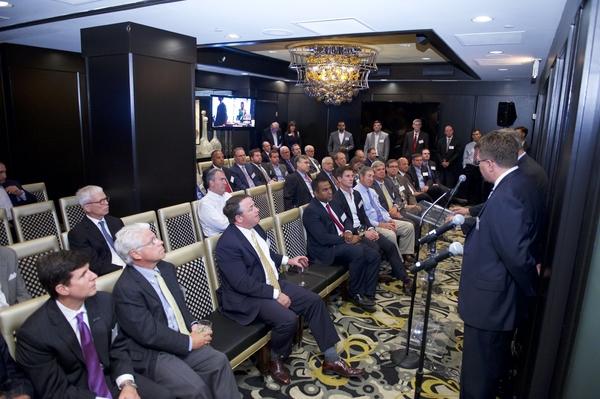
left=475, top=159, right=492, bottom=166
left=135, top=237, right=162, bottom=250
left=85, top=196, right=109, bottom=205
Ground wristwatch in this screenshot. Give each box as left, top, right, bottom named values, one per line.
left=119, top=380, right=138, bottom=390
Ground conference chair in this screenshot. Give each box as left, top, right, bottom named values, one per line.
left=21, top=182, right=48, bottom=202
left=0, top=208, right=12, bottom=246
left=58, top=195, right=86, bottom=231
left=121, top=211, right=161, bottom=240
left=8, top=236, right=60, bottom=298
left=157, top=203, right=201, bottom=252
left=246, top=185, right=273, bottom=219
left=268, top=181, right=285, bottom=214
left=12, top=201, right=61, bottom=246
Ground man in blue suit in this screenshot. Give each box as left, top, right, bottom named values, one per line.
left=228, top=147, right=264, bottom=191
left=215, top=195, right=364, bottom=386
left=458, top=131, right=543, bottom=399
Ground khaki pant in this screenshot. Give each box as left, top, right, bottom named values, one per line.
left=376, top=219, right=415, bottom=255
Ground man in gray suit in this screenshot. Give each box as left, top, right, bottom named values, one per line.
left=364, top=120, right=390, bottom=161
left=0, top=246, right=30, bottom=307
left=327, top=121, right=355, bottom=156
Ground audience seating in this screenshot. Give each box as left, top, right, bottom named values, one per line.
left=0, top=208, right=13, bottom=246
left=197, top=161, right=213, bottom=175
left=12, top=201, right=61, bottom=246
left=224, top=158, right=234, bottom=167
left=59, top=195, right=86, bottom=231
left=121, top=211, right=161, bottom=240
left=157, top=203, right=201, bottom=252
left=190, top=200, right=205, bottom=239
left=8, top=236, right=60, bottom=298
left=268, top=181, right=285, bottom=214
left=21, top=182, right=48, bottom=202
left=203, top=234, right=223, bottom=290
left=165, top=242, right=271, bottom=369
left=60, top=231, right=70, bottom=250
left=246, top=185, right=273, bottom=219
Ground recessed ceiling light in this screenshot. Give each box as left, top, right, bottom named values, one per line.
left=226, top=33, right=240, bottom=39
left=421, top=57, right=431, bottom=61
left=504, top=24, right=515, bottom=29
left=214, top=27, right=224, bottom=32
left=241, top=72, right=249, bottom=75
left=498, top=68, right=509, bottom=71
left=489, top=50, right=504, bottom=54
left=262, top=28, right=293, bottom=37
left=0, top=1, right=13, bottom=7
left=472, top=15, right=493, bottom=23
left=380, top=79, right=388, bottom=81
left=268, top=50, right=277, bottom=54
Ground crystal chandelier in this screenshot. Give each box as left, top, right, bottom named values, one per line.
left=288, top=43, right=378, bottom=106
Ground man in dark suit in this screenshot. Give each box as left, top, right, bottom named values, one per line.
left=407, top=154, right=447, bottom=202
left=202, top=149, right=234, bottom=192
left=16, top=250, right=171, bottom=399
left=68, top=185, right=126, bottom=276
left=0, top=247, right=31, bottom=307
left=386, top=159, right=423, bottom=213
left=113, top=223, right=239, bottom=399
left=283, top=155, right=314, bottom=210
left=327, top=121, right=355, bottom=156
left=262, top=122, right=283, bottom=150
left=216, top=195, right=364, bottom=385
left=248, top=148, right=270, bottom=185
left=261, top=141, right=272, bottom=163
left=304, top=145, right=321, bottom=173
left=0, top=162, right=37, bottom=221
left=436, top=124, right=462, bottom=187
left=316, top=157, right=338, bottom=192
left=1, top=334, right=33, bottom=399
left=303, top=176, right=380, bottom=311
left=402, top=119, right=429, bottom=159
left=229, top=147, right=263, bottom=191
left=263, top=150, right=288, bottom=182
left=279, top=146, right=296, bottom=174
left=458, top=132, right=543, bottom=399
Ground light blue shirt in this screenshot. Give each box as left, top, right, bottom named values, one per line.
left=414, top=167, right=426, bottom=189
left=353, top=183, right=391, bottom=227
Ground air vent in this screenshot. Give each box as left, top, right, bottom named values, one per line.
left=455, top=31, right=524, bottom=46
left=372, top=67, right=391, bottom=77
left=294, top=18, right=374, bottom=35
left=422, top=65, right=455, bottom=76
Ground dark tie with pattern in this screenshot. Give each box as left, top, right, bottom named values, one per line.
left=76, top=312, right=112, bottom=398
left=98, top=220, right=115, bottom=251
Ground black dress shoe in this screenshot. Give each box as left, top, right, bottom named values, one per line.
left=351, top=294, right=376, bottom=312
left=403, top=254, right=416, bottom=265
left=402, top=277, right=413, bottom=295
left=268, top=359, right=290, bottom=385
left=322, top=358, right=365, bottom=378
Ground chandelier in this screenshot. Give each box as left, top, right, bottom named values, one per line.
left=288, top=43, right=378, bottom=106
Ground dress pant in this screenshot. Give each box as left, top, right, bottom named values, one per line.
left=375, top=219, right=415, bottom=255
left=330, top=241, right=380, bottom=297
left=361, top=235, right=408, bottom=280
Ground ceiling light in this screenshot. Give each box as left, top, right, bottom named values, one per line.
left=268, top=50, right=277, bottom=54
left=504, top=24, right=515, bottom=29
left=288, top=42, right=378, bottom=106
left=241, top=72, right=249, bottom=75
left=262, top=28, right=293, bottom=37
left=0, top=1, right=13, bottom=7
left=489, top=50, right=504, bottom=54
left=214, top=27, right=224, bottom=32
left=421, top=57, right=431, bottom=60
left=225, top=33, right=240, bottom=39
left=498, top=68, right=509, bottom=71
left=472, top=15, right=493, bottom=23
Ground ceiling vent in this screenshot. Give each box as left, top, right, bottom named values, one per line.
left=293, top=18, right=374, bottom=35
left=455, top=31, right=524, bottom=46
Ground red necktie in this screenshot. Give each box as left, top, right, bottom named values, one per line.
left=325, top=203, right=345, bottom=233
left=412, top=132, right=418, bottom=153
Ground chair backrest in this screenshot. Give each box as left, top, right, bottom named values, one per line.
left=21, top=182, right=48, bottom=202
left=59, top=195, right=86, bottom=231
left=96, top=269, right=123, bottom=293
left=12, top=201, right=61, bottom=245
left=224, top=158, right=234, bottom=167
left=203, top=234, right=222, bottom=289
left=121, top=211, right=161, bottom=239
left=231, top=189, right=245, bottom=198
left=0, top=208, right=13, bottom=246
left=268, top=181, right=285, bottom=214
left=275, top=208, right=308, bottom=258
left=258, top=216, right=283, bottom=254
left=60, top=231, right=70, bottom=250
left=164, top=242, right=217, bottom=320
left=197, top=161, right=213, bottom=174
left=246, top=185, right=272, bottom=220
left=9, top=236, right=60, bottom=298
left=189, top=200, right=205, bottom=239
left=157, top=203, right=200, bottom=252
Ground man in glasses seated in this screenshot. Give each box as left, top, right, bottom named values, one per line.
left=69, top=185, right=126, bottom=276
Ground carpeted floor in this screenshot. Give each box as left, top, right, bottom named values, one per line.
left=234, top=232, right=465, bottom=399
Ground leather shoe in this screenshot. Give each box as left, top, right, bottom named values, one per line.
left=402, top=277, right=413, bottom=295
left=351, top=294, right=376, bottom=312
left=403, top=254, right=416, bottom=265
left=268, top=359, right=290, bottom=385
left=378, top=273, right=394, bottom=283
left=322, top=358, right=365, bottom=378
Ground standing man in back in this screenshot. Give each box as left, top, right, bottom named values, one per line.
left=402, top=119, right=429, bottom=159
left=364, top=120, right=390, bottom=161
left=327, top=121, right=355, bottom=156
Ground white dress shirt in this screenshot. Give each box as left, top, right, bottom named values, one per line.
left=197, top=190, right=232, bottom=237
left=0, top=187, right=13, bottom=221
left=86, top=216, right=126, bottom=267
left=340, top=188, right=361, bottom=228
left=463, top=141, right=477, bottom=167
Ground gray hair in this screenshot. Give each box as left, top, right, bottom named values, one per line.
left=371, top=160, right=385, bottom=169
left=114, top=223, right=151, bottom=264
left=321, top=156, right=333, bottom=167
left=495, top=128, right=524, bottom=150
left=304, top=145, right=314, bottom=152
left=76, top=185, right=104, bottom=206
left=205, top=168, right=224, bottom=185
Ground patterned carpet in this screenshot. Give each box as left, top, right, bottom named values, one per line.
left=234, top=231, right=465, bottom=399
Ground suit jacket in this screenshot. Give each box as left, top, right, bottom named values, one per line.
left=402, top=130, right=429, bottom=158
left=0, top=247, right=31, bottom=305
left=436, top=135, right=462, bottom=170
left=281, top=158, right=296, bottom=174
left=215, top=224, right=284, bottom=325
left=68, top=215, right=124, bottom=276
left=112, top=262, right=196, bottom=375
left=393, top=174, right=418, bottom=205
left=421, top=160, right=440, bottom=183
left=0, top=335, right=33, bottom=397
left=458, top=169, right=541, bottom=331
left=261, top=128, right=283, bottom=148
left=327, top=131, right=355, bottom=155
left=372, top=177, right=403, bottom=211
left=261, top=151, right=271, bottom=163
left=263, top=162, right=288, bottom=181
left=331, top=189, right=372, bottom=231
left=307, top=157, right=321, bottom=174
left=283, top=172, right=313, bottom=210
left=2, top=180, right=37, bottom=206
left=316, top=170, right=338, bottom=192
left=302, top=198, right=352, bottom=265
left=407, top=165, right=432, bottom=191
left=229, top=163, right=263, bottom=191
left=519, top=153, right=548, bottom=195
left=364, top=131, right=390, bottom=160
left=16, top=292, right=133, bottom=399
left=282, top=132, right=302, bottom=148
left=201, top=165, right=234, bottom=189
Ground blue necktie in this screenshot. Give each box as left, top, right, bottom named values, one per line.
left=365, top=188, right=384, bottom=222
left=98, top=220, right=115, bottom=250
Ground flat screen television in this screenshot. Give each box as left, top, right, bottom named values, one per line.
left=211, top=96, right=255, bottom=128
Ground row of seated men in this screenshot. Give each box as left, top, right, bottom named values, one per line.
left=0, top=161, right=38, bottom=222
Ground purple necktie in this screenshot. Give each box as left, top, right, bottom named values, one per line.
left=76, top=312, right=112, bottom=398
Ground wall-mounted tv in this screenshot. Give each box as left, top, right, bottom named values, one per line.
left=211, top=96, right=255, bottom=129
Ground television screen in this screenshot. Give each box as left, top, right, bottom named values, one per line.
left=211, top=96, right=255, bottom=128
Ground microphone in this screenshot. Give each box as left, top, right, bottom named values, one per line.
left=448, top=174, right=466, bottom=199
left=410, top=242, right=464, bottom=273
left=418, top=214, right=465, bottom=245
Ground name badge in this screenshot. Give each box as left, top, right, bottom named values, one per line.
left=431, top=166, right=436, bottom=170
left=449, top=145, right=455, bottom=150
left=379, top=139, right=385, bottom=143
left=399, top=186, right=405, bottom=192
left=476, top=216, right=480, bottom=231
left=344, top=137, right=349, bottom=141
left=8, top=272, right=16, bottom=281
left=251, top=173, right=256, bottom=178
left=418, top=139, right=424, bottom=144
left=340, top=213, right=347, bottom=222
left=423, top=172, right=429, bottom=177
left=357, top=200, right=363, bottom=208
left=230, top=176, right=235, bottom=183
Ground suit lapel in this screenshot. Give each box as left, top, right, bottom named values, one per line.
left=126, top=265, right=163, bottom=306
left=86, top=297, right=111, bottom=367
left=230, top=225, right=262, bottom=265
left=47, top=300, right=86, bottom=364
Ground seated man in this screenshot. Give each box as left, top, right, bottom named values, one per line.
left=398, top=157, right=432, bottom=203
left=261, top=141, right=272, bottom=163
left=283, top=155, right=314, bottom=210
left=113, top=223, right=240, bottom=399
left=304, top=145, right=321, bottom=173
left=385, top=159, right=423, bottom=216
left=316, top=157, right=338, bottom=192
left=0, top=247, right=31, bottom=307
left=354, top=167, right=416, bottom=263
left=364, top=148, right=378, bottom=167
left=333, top=151, right=347, bottom=169
left=263, top=150, right=288, bottom=182
left=216, top=195, right=364, bottom=385
left=1, top=334, right=33, bottom=399
left=407, top=153, right=448, bottom=202
left=68, top=185, right=126, bottom=276
left=279, top=146, right=296, bottom=174
left=0, top=161, right=37, bottom=221
left=229, top=147, right=263, bottom=191
left=197, top=169, right=232, bottom=237
left=248, top=148, right=270, bottom=184
left=332, top=166, right=412, bottom=293
left=202, top=150, right=234, bottom=192
left=16, top=250, right=171, bottom=399
left=303, top=176, right=380, bottom=311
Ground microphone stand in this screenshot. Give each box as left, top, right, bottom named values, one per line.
left=390, top=190, right=448, bottom=368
